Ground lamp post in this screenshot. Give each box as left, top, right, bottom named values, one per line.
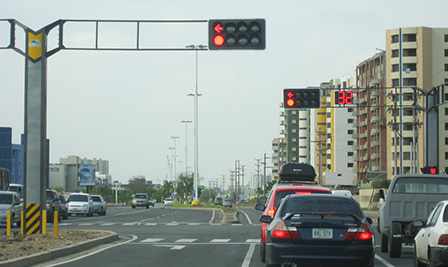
left=181, top=120, right=192, bottom=176
left=168, top=147, right=174, bottom=181
left=186, top=44, right=207, bottom=201
left=171, top=136, right=179, bottom=180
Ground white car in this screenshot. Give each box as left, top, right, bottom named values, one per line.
left=414, top=200, right=448, bottom=267
left=66, top=193, right=94, bottom=217
left=164, top=198, right=174, bottom=206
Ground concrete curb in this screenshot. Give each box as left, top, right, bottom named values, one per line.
left=0, top=231, right=119, bottom=267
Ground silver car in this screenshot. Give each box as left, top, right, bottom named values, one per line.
left=66, top=193, right=94, bottom=217
left=91, top=195, right=106, bottom=216
left=0, top=191, right=22, bottom=227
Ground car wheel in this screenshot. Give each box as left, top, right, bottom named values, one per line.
left=48, top=210, right=54, bottom=223
left=103, top=209, right=106, bottom=216
left=146, top=205, right=149, bottom=209
left=132, top=206, right=136, bottom=209
left=381, top=233, right=388, bottom=252
left=260, top=241, right=266, bottom=263
left=414, top=246, right=425, bottom=267
left=388, top=222, right=402, bottom=258
left=63, top=211, right=68, bottom=220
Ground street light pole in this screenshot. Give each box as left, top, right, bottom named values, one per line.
left=171, top=136, right=179, bottom=180
left=181, top=120, right=192, bottom=176
left=186, top=44, right=207, bottom=201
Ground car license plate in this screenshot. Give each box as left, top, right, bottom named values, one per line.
left=312, top=228, right=333, bottom=239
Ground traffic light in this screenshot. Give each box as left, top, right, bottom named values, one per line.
left=421, top=166, right=438, bottom=174
left=283, top=88, right=321, bottom=109
left=208, top=19, right=265, bottom=50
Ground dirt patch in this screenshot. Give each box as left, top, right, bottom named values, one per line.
left=0, top=230, right=109, bottom=262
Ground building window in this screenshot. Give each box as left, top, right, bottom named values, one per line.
left=347, top=163, right=354, bottom=168
left=445, top=64, right=448, bottom=72
left=348, top=152, right=354, bottom=157
left=392, top=50, right=399, bottom=58
left=445, top=137, right=448, bottom=145
left=392, top=64, right=399, bottom=72
left=403, top=63, right=417, bottom=71
left=403, top=34, right=416, bottom=42
left=445, top=49, right=448, bottom=57
left=403, top=78, right=417, bottom=86
left=446, top=123, right=448, bottom=131
left=392, top=35, right=399, bottom=43
left=348, top=119, right=354, bottom=123
left=348, top=141, right=354, bottom=146
left=445, top=35, right=448, bottom=42
left=445, top=107, right=448, bottom=116
left=446, top=152, right=448, bottom=160
left=392, top=79, right=399, bottom=87
left=348, top=130, right=354, bottom=134
left=403, top=49, right=417, bottom=57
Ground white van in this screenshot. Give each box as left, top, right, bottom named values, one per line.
left=8, top=183, right=23, bottom=199
left=331, top=190, right=352, bottom=197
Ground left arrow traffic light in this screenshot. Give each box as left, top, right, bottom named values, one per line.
left=208, top=19, right=266, bottom=50
left=284, top=88, right=321, bottom=109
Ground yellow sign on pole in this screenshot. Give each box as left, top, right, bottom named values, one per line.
left=28, top=32, right=43, bottom=61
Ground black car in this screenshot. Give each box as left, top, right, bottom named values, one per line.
left=261, top=194, right=375, bottom=267
left=45, top=189, right=62, bottom=223
left=59, top=194, right=69, bottom=219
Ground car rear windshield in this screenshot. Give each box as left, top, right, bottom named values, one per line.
left=281, top=197, right=362, bottom=218
left=68, top=195, right=88, bottom=202
left=274, top=190, right=330, bottom=207
left=0, top=194, right=12, bottom=204
left=91, top=196, right=101, bottom=202
left=392, top=177, right=448, bottom=194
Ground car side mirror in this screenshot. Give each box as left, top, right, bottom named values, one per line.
left=260, top=215, right=272, bottom=223
left=366, top=217, right=373, bottom=225
left=255, top=204, right=265, bottom=211
left=258, top=196, right=267, bottom=204
left=414, top=220, right=426, bottom=228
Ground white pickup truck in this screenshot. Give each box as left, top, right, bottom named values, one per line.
left=378, top=174, right=448, bottom=258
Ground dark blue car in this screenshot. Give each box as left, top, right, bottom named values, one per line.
left=261, top=194, right=375, bottom=266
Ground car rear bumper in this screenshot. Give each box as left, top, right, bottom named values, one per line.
left=431, top=247, right=448, bottom=266
left=266, top=242, right=374, bottom=266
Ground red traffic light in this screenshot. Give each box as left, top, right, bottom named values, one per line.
left=430, top=167, right=437, bottom=174
left=213, top=35, right=225, bottom=46
left=286, top=98, right=295, bottom=107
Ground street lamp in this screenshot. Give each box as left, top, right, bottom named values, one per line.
left=171, top=136, right=179, bottom=180
left=168, top=147, right=174, bottom=181
left=186, top=44, right=207, bottom=201
left=181, top=120, right=192, bottom=175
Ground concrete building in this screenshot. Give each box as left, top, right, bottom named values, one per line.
left=271, top=137, right=286, bottom=181
left=355, top=51, right=388, bottom=182
left=385, top=27, right=448, bottom=176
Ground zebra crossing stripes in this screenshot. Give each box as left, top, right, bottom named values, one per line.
left=139, top=238, right=259, bottom=243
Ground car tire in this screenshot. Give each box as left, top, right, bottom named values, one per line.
left=414, top=246, right=425, bottom=267
left=103, top=209, right=106, bottom=216
left=48, top=210, right=54, bottom=223
left=100, top=208, right=104, bottom=216
left=146, top=205, right=149, bottom=209
left=63, top=211, right=68, bottom=220
left=381, top=233, right=388, bottom=252
left=388, top=222, right=402, bottom=258
left=132, top=206, right=136, bottom=209
left=260, top=241, right=266, bottom=263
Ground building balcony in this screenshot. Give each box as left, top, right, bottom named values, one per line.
left=371, top=128, right=379, bottom=135
left=371, top=153, right=380, bottom=159
left=371, top=116, right=380, bottom=123
left=280, top=111, right=286, bottom=117
left=280, top=120, right=286, bottom=126
left=371, top=166, right=381, bottom=171
left=371, top=141, right=380, bottom=147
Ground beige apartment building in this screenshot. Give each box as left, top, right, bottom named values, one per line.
left=385, top=27, right=448, bottom=176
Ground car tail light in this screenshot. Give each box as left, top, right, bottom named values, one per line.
left=344, top=223, right=372, bottom=241
left=438, top=234, right=448, bottom=245
left=295, top=192, right=312, bottom=194
left=267, top=207, right=277, bottom=215
left=272, top=221, right=301, bottom=239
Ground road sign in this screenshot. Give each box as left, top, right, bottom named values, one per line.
left=209, top=19, right=265, bottom=50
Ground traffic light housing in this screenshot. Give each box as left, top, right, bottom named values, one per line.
left=208, top=19, right=265, bottom=50
left=421, top=166, right=438, bottom=174
left=283, top=88, right=321, bottom=109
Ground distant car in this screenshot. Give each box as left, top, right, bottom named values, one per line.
left=223, top=199, right=232, bottom=207
left=414, top=200, right=448, bottom=267
left=261, top=194, right=375, bottom=266
left=46, top=189, right=62, bottom=223
left=214, top=197, right=223, bottom=205
left=131, top=193, right=150, bottom=209
left=148, top=198, right=155, bottom=207
left=66, top=193, right=94, bottom=216
left=164, top=198, right=174, bottom=206
left=58, top=194, right=69, bottom=220
left=332, top=190, right=352, bottom=197
left=0, top=191, right=22, bottom=227
left=91, top=195, right=107, bottom=215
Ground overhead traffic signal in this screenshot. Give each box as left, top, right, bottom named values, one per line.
left=283, top=88, right=321, bottom=109
left=421, top=166, right=438, bottom=174
left=208, top=19, right=265, bottom=50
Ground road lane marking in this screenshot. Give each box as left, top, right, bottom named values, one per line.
left=189, top=223, right=200, bottom=225
left=237, top=209, right=253, bottom=225
left=123, top=222, right=137, bottom=226
left=167, top=222, right=179, bottom=226
left=374, top=255, right=395, bottom=267
left=145, top=223, right=157, bottom=226
left=79, top=223, right=94, bottom=226
left=171, top=246, right=185, bottom=250
left=101, top=223, right=115, bottom=226
left=210, top=239, right=230, bottom=243
left=245, top=239, right=259, bottom=243
left=176, top=239, right=197, bottom=243
left=141, top=238, right=164, bottom=243
left=241, top=244, right=255, bottom=267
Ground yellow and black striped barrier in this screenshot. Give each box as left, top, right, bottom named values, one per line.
left=26, top=203, right=41, bottom=235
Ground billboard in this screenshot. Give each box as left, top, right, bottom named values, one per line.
left=79, top=164, right=96, bottom=186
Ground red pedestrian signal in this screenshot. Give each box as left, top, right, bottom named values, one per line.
left=209, top=19, right=265, bottom=50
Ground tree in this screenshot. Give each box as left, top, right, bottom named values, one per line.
left=176, top=173, right=193, bottom=201
left=161, top=181, right=174, bottom=198
left=199, top=188, right=216, bottom=203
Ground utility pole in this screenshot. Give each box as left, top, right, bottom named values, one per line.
left=241, top=165, right=245, bottom=202
left=316, top=129, right=325, bottom=185
left=255, top=159, right=262, bottom=199
left=221, top=175, right=226, bottom=195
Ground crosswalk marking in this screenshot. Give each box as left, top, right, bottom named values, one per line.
left=141, top=238, right=164, bottom=243
left=188, top=223, right=200, bottom=226
left=123, top=222, right=137, bottom=226
left=210, top=239, right=231, bottom=243
left=145, top=223, right=157, bottom=226
left=245, top=239, right=259, bottom=243
left=167, top=223, right=179, bottom=226
left=79, top=223, right=94, bottom=226
left=171, top=246, right=185, bottom=250
left=101, top=223, right=115, bottom=226
left=176, top=239, right=197, bottom=243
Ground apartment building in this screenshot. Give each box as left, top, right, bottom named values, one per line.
left=271, top=137, right=286, bottom=181
left=385, top=27, right=448, bottom=176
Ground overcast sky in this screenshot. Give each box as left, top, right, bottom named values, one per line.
left=0, top=0, right=446, bottom=186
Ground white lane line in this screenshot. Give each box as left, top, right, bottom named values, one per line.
left=123, top=222, right=137, bottom=226
left=45, top=234, right=138, bottom=267
left=210, top=239, right=230, bottom=243
left=209, top=209, right=215, bottom=224
left=189, top=223, right=200, bottom=226
left=176, top=239, right=197, bottom=243
left=245, top=239, right=259, bottom=243
left=140, top=238, right=164, bottom=243
left=167, top=223, right=179, bottom=226
left=237, top=209, right=253, bottom=225
left=79, top=223, right=94, bottom=226
left=241, top=244, right=256, bottom=267
left=101, top=223, right=115, bottom=226
left=375, top=255, right=395, bottom=267
left=171, top=246, right=185, bottom=250
left=145, top=223, right=157, bottom=226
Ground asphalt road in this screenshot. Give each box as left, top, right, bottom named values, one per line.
left=2, top=204, right=415, bottom=266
